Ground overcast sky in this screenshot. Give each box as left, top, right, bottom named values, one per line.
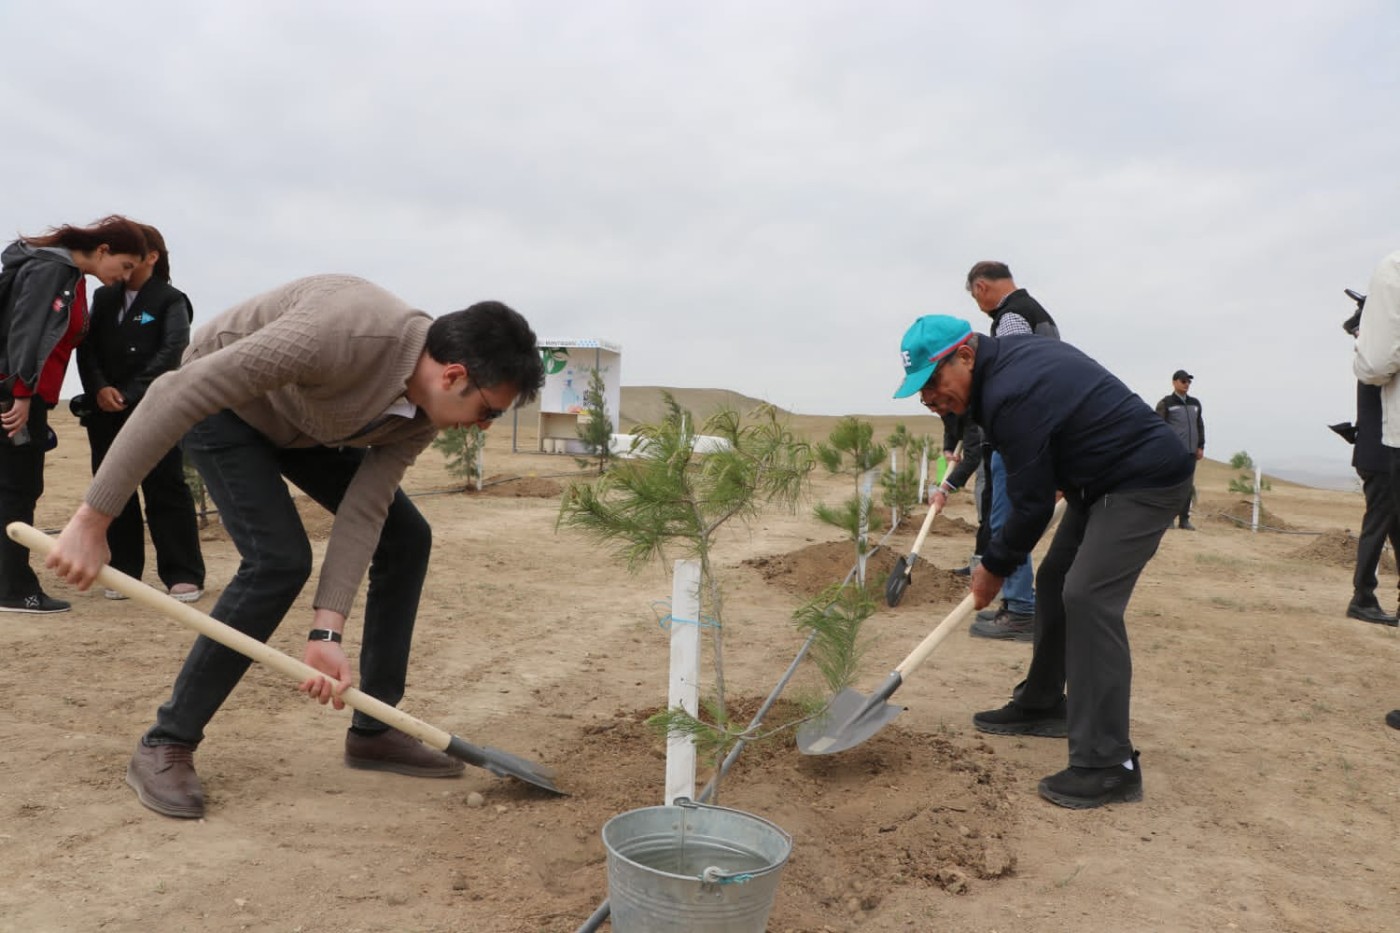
left=3, top=1, right=1396, bottom=482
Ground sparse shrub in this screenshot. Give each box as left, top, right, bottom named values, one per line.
left=433, top=425, right=486, bottom=490
left=1227, top=449, right=1270, bottom=494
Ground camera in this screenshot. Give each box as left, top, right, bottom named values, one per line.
left=1342, top=287, right=1366, bottom=337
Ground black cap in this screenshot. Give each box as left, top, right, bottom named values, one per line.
left=1172, top=369, right=1193, bottom=381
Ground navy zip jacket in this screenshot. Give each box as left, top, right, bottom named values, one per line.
left=970, top=335, right=1194, bottom=577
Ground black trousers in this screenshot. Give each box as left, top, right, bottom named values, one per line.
left=146, top=410, right=432, bottom=747
left=974, top=458, right=992, bottom=556
left=1353, top=467, right=1400, bottom=606
left=0, top=398, right=49, bottom=599
left=85, top=408, right=205, bottom=589
left=1011, top=478, right=1192, bottom=768
left=1178, top=460, right=1197, bottom=524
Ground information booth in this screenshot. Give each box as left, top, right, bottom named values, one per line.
left=534, top=338, right=622, bottom=453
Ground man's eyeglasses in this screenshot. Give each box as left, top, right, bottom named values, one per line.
left=473, top=386, right=507, bottom=422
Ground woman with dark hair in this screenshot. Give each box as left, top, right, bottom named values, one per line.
left=0, top=215, right=147, bottom=613
left=77, top=224, right=206, bottom=604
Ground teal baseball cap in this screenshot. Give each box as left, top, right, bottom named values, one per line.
left=893, top=315, right=974, bottom=398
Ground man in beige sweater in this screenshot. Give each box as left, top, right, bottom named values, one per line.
left=45, top=275, right=544, bottom=819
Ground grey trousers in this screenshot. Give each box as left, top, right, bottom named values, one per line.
left=1012, top=478, right=1193, bottom=768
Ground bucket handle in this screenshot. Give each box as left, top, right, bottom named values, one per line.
left=673, top=797, right=778, bottom=888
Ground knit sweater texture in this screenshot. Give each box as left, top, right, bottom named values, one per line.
left=85, top=275, right=437, bottom=615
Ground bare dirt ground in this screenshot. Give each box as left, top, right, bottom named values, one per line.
left=2, top=402, right=1399, bottom=933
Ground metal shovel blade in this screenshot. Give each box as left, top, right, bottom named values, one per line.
left=447, top=737, right=564, bottom=795
left=885, top=556, right=913, bottom=607
left=796, top=674, right=905, bottom=755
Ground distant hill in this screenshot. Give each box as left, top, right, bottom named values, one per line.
left=618, top=387, right=782, bottom=428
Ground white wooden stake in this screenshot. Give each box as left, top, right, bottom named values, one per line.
left=857, top=468, right=876, bottom=587
left=1251, top=465, right=1261, bottom=533
left=665, top=559, right=702, bottom=805
left=917, top=444, right=929, bottom=503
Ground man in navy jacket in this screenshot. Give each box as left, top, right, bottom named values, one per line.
left=894, top=315, right=1193, bottom=809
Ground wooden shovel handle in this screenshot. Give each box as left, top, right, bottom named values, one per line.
left=892, top=497, right=1066, bottom=678
left=903, top=441, right=963, bottom=571
left=893, top=593, right=976, bottom=676
left=6, top=522, right=454, bottom=751
left=904, top=498, right=944, bottom=571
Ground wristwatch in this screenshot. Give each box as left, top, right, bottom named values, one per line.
left=307, top=629, right=343, bottom=643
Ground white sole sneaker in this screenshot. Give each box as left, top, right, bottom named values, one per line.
left=104, top=589, right=129, bottom=601
left=169, top=588, right=203, bottom=603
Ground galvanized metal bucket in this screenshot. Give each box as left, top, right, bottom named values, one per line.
left=602, top=798, right=792, bottom=932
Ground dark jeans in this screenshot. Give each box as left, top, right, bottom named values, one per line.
left=146, top=409, right=432, bottom=747
left=0, top=399, right=50, bottom=599
left=86, top=408, right=205, bottom=589
left=1353, top=467, right=1400, bottom=606
left=1011, top=478, right=1192, bottom=768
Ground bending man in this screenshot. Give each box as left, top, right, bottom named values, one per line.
left=894, top=315, right=1192, bottom=809
left=46, top=275, right=544, bottom=820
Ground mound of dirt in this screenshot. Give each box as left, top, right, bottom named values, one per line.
left=921, top=511, right=978, bottom=536
left=1206, top=497, right=1293, bottom=531
left=1290, top=528, right=1395, bottom=573
left=743, top=539, right=969, bottom=609
left=502, top=697, right=1021, bottom=930
left=480, top=475, right=563, bottom=498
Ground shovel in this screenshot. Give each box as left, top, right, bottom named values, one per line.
left=801, top=497, right=1068, bottom=755
left=884, top=498, right=944, bottom=607
left=7, top=521, right=565, bottom=796
left=797, top=593, right=975, bottom=755
left=885, top=440, right=962, bottom=608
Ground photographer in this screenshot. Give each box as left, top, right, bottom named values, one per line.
left=1338, top=289, right=1399, bottom=626
left=1351, top=247, right=1400, bottom=731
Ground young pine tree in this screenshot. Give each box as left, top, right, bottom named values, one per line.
left=432, top=425, right=487, bottom=490
left=558, top=394, right=813, bottom=780
left=813, top=417, right=887, bottom=586
left=574, top=366, right=614, bottom=474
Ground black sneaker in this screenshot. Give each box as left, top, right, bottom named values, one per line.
left=1038, top=751, right=1143, bottom=809
left=970, top=608, right=1034, bottom=641
left=952, top=565, right=971, bottom=577
left=1386, top=710, right=1400, bottom=731
left=0, top=592, right=71, bottom=614
left=1346, top=602, right=1398, bottom=626
left=1178, top=519, right=1196, bottom=530
left=972, top=699, right=1068, bottom=737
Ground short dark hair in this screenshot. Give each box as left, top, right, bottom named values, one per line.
left=966, top=261, right=1012, bottom=288
left=23, top=214, right=147, bottom=257
left=426, top=300, right=545, bottom=405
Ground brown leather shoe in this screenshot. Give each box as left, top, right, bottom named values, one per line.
left=126, top=740, right=205, bottom=819
left=345, top=727, right=465, bottom=778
